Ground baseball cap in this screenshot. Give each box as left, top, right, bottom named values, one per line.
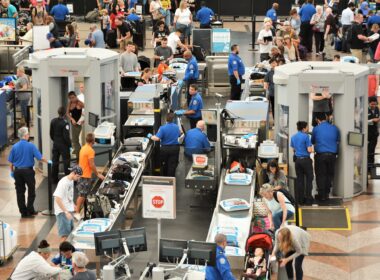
left=70, top=165, right=83, bottom=175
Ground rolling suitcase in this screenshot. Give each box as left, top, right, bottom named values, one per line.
left=106, top=29, right=117, bottom=49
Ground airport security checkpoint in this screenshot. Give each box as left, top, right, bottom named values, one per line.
left=3, top=1, right=380, bottom=279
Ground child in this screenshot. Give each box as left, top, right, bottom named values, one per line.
left=100, top=9, right=110, bottom=43
left=244, top=247, right=267, bottom=279
left=71, top=21, right=80, bottom=47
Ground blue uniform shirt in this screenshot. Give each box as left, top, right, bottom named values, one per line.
left=299, top=3, right=316, bottom=22
left=367, top=15, right=380, bottom=27
left=266, top=8, right=277, bottom=22
left=228, top=53, right=245, bottom=76
left=311, top=121, right=340, bottom=153
left=205, top=246, right=235, bottom=280
left=156, top=122, right=181, bottom=146
left=290, top=131, right=312, bottom=157
left=184, top=56, right=199, bottom=81
left=184, top=127, right=210, bottom=156
left=188, top=93, right=203, bottom=119
left=127, top=13, right=141, bottom=21
left=50, top=4, right=69, bottom=21
left=51, top=253, right=73, bottom=266
left=129, top=0, right=138, bottom=9
left=196, top=7, right=214, bottom=25
left=8, top=140, right=42, bottom=168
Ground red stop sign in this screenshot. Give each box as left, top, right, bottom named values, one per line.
left=152, top=196, right=164, bottom=208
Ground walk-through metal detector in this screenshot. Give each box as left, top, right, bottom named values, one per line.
left=273, top=62, right=369, bottom=199
left=23, top=48, right=120, bottom=174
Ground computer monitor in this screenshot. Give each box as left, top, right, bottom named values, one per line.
left=119, top=228, right=147, bottom=253
left=201, top=110, right=217, bottom=125
left=159, top=239, right=188, bottom=264
left=94, top=231, right=121, bottom=256
left=261, top=145, right=276, bottom=155
left=89, top=112, right=99, bottom=127
left=187, top=241, right=217, bottom=267
left=347, top=132, right=364, bottom=147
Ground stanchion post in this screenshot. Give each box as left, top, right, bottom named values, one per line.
left=153, top=97, right=161, bottom=175
left=42, top=161, right=54, bottom=216
left=13, top=92, right=17, bottom=139
left=108, top=148, right=112, bottom=167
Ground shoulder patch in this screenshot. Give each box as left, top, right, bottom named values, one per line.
left=193, top=100, right=197, bottom=105
left=66, top=125, right=70, bottom=130
left=219, top=257, right=226, bottom=265
left=233, top=61, right=237, bottom=64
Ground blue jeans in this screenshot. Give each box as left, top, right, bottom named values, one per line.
left=273, top=210, right=294, bottom=231
left=19, top=99, right=29, bottom=120
left=163, top=9, right=171, bottom=26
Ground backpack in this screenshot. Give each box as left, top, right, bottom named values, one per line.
left=125, top=19, right=137, bottom=35
left=85, top=194, right=111, bottom=219
left=273, top=189, right=296, bottom=206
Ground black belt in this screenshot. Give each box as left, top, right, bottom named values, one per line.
left=316, top=152, right=336, bottom=155
left=296, top=157, right=310, bottom=160
left=15, top=167, right=33, bottom=169
left=161, top=145, right=180, bottom=147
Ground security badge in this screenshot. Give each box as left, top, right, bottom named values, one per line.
left=66, top=124, right=70, bottom=130
left=219, top=257, right=226, bottom=265
left=189, top=64, right=194, bottom=69
left=233, top=61, right=237, bottom=65
left=193, top=100, right=197, bottom=105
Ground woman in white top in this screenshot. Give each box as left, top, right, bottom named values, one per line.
left=150, top=0, right=163, bottom=31
left=283, top=34, right=298, bottom=62
left=310, top=5, right=326, bottom=56
left=11, top=240, right=62, bottom=280
left=174, top=0, right=192, bottom=44
left=257, top=19, right=274, bottom=62
left=260, top=183, right=295, bottom=232
left=271, top=226, right=311, bottom=280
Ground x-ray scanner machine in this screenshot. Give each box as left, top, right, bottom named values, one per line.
left=273, top=62, right=369, bottom=199
left=24, top=48, right=120, bottom=174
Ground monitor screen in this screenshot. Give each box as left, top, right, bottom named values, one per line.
left=0, top=18, right=16, bottom=41
left=347, top=132, right=364, bottom=147
left=261, top=145, right=276, bottom=155
left=88, top=112, right=99, bottom=127
left=201, top=110, right=217, bottom=125
left=187, top=241, right=217, bottom=267
left=159, top=239, right=188, bottom=263
left=119, top=228, right=147, bottom=253
left=94, top=231, right=121, bottom=256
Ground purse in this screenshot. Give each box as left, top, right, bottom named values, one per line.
left=252, top=197, right=268, bottom=217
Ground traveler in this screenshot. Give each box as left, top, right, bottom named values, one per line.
left=264, top=58, right=278, bottom=119
left=174, top=1, right=192, bottom=44
left=86, top=24, right=105, bottom=48
left=14, top=66, right=31, bottom=122
left=66, top=91, right=84, bottom=160
left=31, top=0, right=47, bottom=25
left=228, top=44, right=245, bottom=100
left=266, top=160, right=287, bottom=191
left=183, top=50, right=199, bottom=105
left=341, top=2, right=355, bottom=52
left=258, top=19, right=274, bottom=62
left=323, top=7, right=337, bottom=61
left=115, top=16, right=133, bottom=51
left=299, top=0, right=316, bottom=52
left=184, top=120, right=210, bottom=157
left=310, top=5, right=325, bottom=57
left=71, top=252, right=96, bottom=280
left=52, top=241, right=76, bottom=266
left=349, top=13, right=370, bottom=63
left=153, top=37, right=173, bottom=66
left=310, top=86, right=332, bottom=127
left=368, top=96, right=380, bottom=169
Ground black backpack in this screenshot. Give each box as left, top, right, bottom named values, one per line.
left=274, top=189, right=296, bottom=206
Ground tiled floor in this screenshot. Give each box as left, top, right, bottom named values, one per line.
left=0, top=19, right=377, bottom=280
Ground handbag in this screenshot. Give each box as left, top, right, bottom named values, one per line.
left=252, top=197, right=268, bottom=217
left=312, top=25, right=320, bottom=32
left=375, top=41, right=380, bottom=61
left=152, top=8, right=164, bottom=20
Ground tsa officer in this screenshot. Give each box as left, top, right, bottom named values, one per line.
left=50, top=106, right=72, bottom=183
left=368, top=96, right=380, bottom=168
left=311, top=113, right=340, bottom=202
left=266, top=3, right=279, bottom=26
left=206, top=233, right=236, bottom=280
left=196, top=1, right=215, bottom=28
left=228, top=44, right=245, bottom=100
left=148, top=113, right=182, bottom=177
left=184, top=120, right=210, bottom=157
left=176, top=84, right=203, bottom=129
left=290, top=121, right=314, bottom=205
left=183, top=50, right=199, bottom=106
left=8, top=127, right=49, bottom=218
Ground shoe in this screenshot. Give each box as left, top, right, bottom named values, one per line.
left=316, top=52, right=320, bottom=56
left=73, top=213, right=81, bottom=221
left=21, top=214, right=35, bottom=218
left=305, top=198, right=314, bottom=206
left=29, top=211, right=39, bottom=216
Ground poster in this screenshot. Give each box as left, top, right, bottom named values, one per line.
left=0, top=18, right=16, bottom=41
left=33, top=25, right=50, bottom=50
left=142, top=176, right=176, bottom=219
left=212, top=28, right=230, bottom=53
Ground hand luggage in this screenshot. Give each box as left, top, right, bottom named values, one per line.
left=85, top=9, right=99, bottom=23
left=106, top=29, right=117, bottom=49
left=192, top=45, right=206, bottom=61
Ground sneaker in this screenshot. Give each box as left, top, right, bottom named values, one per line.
left=316, top=52, right=320, bottom=56
left=73, top=213, right=82, bottom=221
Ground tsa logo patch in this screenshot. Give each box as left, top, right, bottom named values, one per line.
left=219, top=257, right=226, bottom=265
left=193, top=100, right=197, bottom=105
left=66, top=125, right=70, bottom=130
left=190, top=65, right=194, bottom=69
left=233, top=61, right=237, bottom=64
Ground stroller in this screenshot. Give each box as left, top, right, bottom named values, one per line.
left=243, top=231, right=273, bottom=280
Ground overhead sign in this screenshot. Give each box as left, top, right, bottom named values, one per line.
left=212, top=28, right=231, bottom=53
left=142, top=176, right=176, bottom=219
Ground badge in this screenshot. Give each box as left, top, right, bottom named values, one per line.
left=66, top=125, right=70, bottom=130
left=193, top=100, right=197, bottom=105
left=233, top=61, right=237, bottom=65
left=189, top=65, right=194, bottom=69
left=219, top=257, right=226, bottom=265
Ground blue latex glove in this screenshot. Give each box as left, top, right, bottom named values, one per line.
left=147, top=133, right=153, bottom=139
left=236, top=79, right=241, bottom=85
left=10, top=172, right=14, bottom=179
left=48, top=160, right=53, bottom=165
left=175, top=109, right=186, bottom=116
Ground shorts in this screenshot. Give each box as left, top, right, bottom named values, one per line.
left=76, top=178, right=92, bottom=197
left=57, top=212, right=74, bottom=237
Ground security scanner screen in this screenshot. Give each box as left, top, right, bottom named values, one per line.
left=187, top=241, right=217, bottom=267
left=119, top=227, right=148, bottom=253
left=89, top=112, right=99, bottom=127
left=202, top=110, right=218, bottom=125
left=94, top=231, right=121, bottom=256
left=261, top=145, right=276, bottom=155
left=159, top=239, right=188, bottom=263
left=347, top=132, right=364, bottom=147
